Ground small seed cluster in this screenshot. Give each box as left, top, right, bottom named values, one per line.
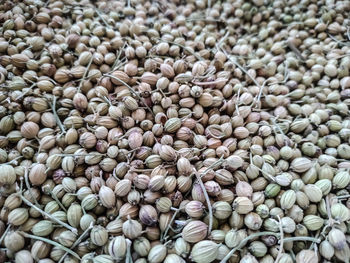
left=0, top=0, right=350, bottom=262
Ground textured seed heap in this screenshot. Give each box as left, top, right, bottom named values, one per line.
left=0, top=0, right=350, bottom=263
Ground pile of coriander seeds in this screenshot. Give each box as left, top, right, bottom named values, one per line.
left=1, top=0, right=350, bottom=262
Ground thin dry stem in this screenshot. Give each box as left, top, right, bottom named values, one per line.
left=58, top=223, right=94, bottom=263
left=49, top=189, right=67, bottom=213
left=20, top=231, right=81, bottom=260
left=96, top=9, right=111, bottom=28
left=0, top=224, right=11, bottom=245
left=78, top=56, right=93, bottom=92
left=161, top=208, right=179, bottom=242
left=152, top=37, right=204, bottom=61
left=19, top=192, right=77, bottom=233
left=125, top=238, right=133, bottom=263
left=104, top=74, right=155, bottom=116
left=220, top=232, right=320, bottom=263
left=193, top=168, right=213, bottom=234
left=23, top=167, right=41, bottom=208
left=50, top=96, right=66, bottom=134
left=274, top=215, right=284, bottom=263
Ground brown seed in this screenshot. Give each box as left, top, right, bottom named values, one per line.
left=90, top=225, right=108, bottom=246
left=122, top=218, right=142, bottom=239
left=139, top=205, right=158, bottom=226
left=73, top=93, right=88, bottom=111
left=99, top=185, right=116, bottom=208
left=79, top=132, right=97, bottom=149
left=232, top=197, right=254, bottom=214
left=29, top=163, right=47, bottom=186
left=20, top=122, right=39, bottom=139
left=128, top=132, right=143, bottom=150
left=185, top=200, right=204, bottom=218
left=182, top=220, right=208, bottom=243
left=115, top=179, right=132, bottom=197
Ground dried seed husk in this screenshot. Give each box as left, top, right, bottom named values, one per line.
left=139, top=205, right=158, bottom=226
left=249, top=241, right=267, bottom=258
left=19, top=218, right=39, bottom=232
left=62, top=177, right=77, bottom=193
left=281, top=216, right=296, bottom=233
left=148, top=244, right=167, bottom=263
left=118, top=203, right=139, bottom=219
left=295, top=191, right=310, bottom=209
left=302, top=167, right=317, bottom=184
left=244, top=212, right=263, bottom=230
left=164, top=118, right=182, bottom=133
left=29, top=163, right=47, bottom=186
left=232, top=197, right=254, bottom=214
left=174, top=237, right=190, bottom=257
left=0, top=164, right=16, bottom=185
left=164, top=254, right=186, bottom=263
left=0, top=116, right=15, bottom=134
left=115, top=179, right=132, bottom=197
left=93, top=254, right=114, bottom=263
left=296, top=249, right=318, bottom=263
left=185, top=200, right=204, bottom=218
left=209, top=230, right=226, bottom=243
left=331, top=203, right=350, bottom=222
left=333, top=170, right=350, bottom=189
left=319, top=240, right=334, bottom=260
left=156, top=197, right=172, bottom=213
left=223, top=155, right=244, bottom=170
left=108, top=235, right=127, bottom=260
left=291, top=157, right=313, bottom=173
left=99, top=185, right=116, bottom=208
left=8, top=207, right=28, bottom=226
left=90, top=225, right=108, bottom=246
left=4, top=193, right=22, bottom=210
left=145, top=155, right=163, bottom=169
left=177, top=157, right=193, bottom=176
left=263, top=218, right=280, bottom=232
left=214, top=169, right=234, bottom=186
left=46, top=154, right=62, bottom=170
left=182, top=220, right=208, bottom=243
left=133, top=237, right=151, bottom=257
left=159, top=144, right=177, bottom=161
left=313, top=179, right=331, bottom=195
left=213, top=201, right=232, bottom=219
left=67, top=203, right=83, bottom=228
left=81, top=194, right=98, bottom=211
left=204, top=181, right=221, bottom=196
left=280, top=190, right=297, bottom=210
left=256, top=204, right=270, bottom=219
left=4, top=231, right=25, bottom=252
left=303, top=184, right=323, bottom=203
left=106, top=218, right=123, bottom=235
left=31, top=240, right=51, bottom=259
left=302, top=215, right=324, bottom=231
left=21, top=121, right=39, bottom=139
left=15, top=250, right=34, bottom=263
left=327, top=228, right=346, bottom=251
left=225, top=229, right=247, bottom=248
left=265, top=184, right=281, bottom=198
left=287, top=205, right=304, bottom=223
left=32, top=220, right=54, bottom=236
left=148, top=175, right=165, bottom=191
left=190, top=240, right=219, bottom=263
left=122, top=218, right=142, bottom=239
left=57, top=230, right=77, bottom=247
left=62, top=156, right=75, bottom=173
left=80, top=214, right=96, bottom=231
left=235, top=180, right=253, bottom=197
left=128, top=131, right=143, bottom=150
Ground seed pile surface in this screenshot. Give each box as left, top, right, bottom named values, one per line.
left=0, top=0, right=350, bottom=262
